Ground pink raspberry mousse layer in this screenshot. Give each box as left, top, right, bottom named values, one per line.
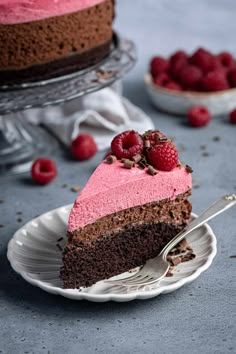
left=68, top=160, right=192, bottom=232
left=0, top=0, right=105, bottom=25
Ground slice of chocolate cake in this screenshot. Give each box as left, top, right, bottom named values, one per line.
left=61, top=130, right=192, bottom=288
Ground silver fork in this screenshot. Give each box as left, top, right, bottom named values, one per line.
left=105, top=194, right=236, bottom=288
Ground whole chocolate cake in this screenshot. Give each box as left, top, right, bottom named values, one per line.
left=0, top=0, right=114, bottom=85
left=61, top=130, right=193, bottom=288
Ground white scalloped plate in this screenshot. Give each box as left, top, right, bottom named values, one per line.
left=7, top=205, right=217, bottom=302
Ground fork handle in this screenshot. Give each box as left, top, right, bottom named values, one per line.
left=161, top=194, right=236, bottom=257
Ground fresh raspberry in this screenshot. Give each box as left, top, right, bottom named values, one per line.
left=189, top=48, right=216, bottom=73
left=170, top=50, right=188, bottom=65
left=150, top=56, right=169, bottom=78
left=154, top=73, right=170, bottom=87
left=227, top=68, right=236, bottom=87
left=187, top=106, right=211, bottom=127
left=169, top=58, right=188, bottom=80
left=164, top=81, right=182, bottom=91
left=111, top=130, right=143, bottom=159
left=229, top=109, right=236, bottom=124
left=147, top=141, right=178, bottom=171
left=217, top=52, right=234, bottom=68
left=31, top=158, right=57, bottom=185
left=169, top=51, right=188, bottom=80
left=179, top=65, right=202, bottom=90
left=202, top=70, right=229, bottom=91
left=71, top=134, right=97, bottom=161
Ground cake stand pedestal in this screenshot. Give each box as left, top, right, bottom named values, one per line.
left=0, top=35, right=136, bottom=174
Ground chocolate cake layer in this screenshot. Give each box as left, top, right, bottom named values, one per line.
left=61, top=222, right=188, bottom=288
left=61, top=193, right=192, bottom=288
left=0, top=0, right=114, bottom=84
left=0, top=40, right=111, bottom=85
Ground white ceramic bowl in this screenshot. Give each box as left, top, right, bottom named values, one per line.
left=144, top=73, right=236, bottom=115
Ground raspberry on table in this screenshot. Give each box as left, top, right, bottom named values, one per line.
left=179, top=65, right=203, bottom=90
left=150, top=56, right=169, bottom=78
left=202, top=70, right=229, bottom=91
left=227, top=68, right=236, bottom=87
left=147, top=141, right=179, bottom=171
left=31, top=158, right=57, bottom=185
left=189, top=48, right=216, bottom=73
left=111, top=130, right=144, bottom=159
left=71, top=134, right=97, bottom=161
left=187, top=106, right=211, bottom=127
left=229, top=109, right=236, bottom=124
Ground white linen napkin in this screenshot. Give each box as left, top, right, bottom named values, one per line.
left=23, top=83, right=154, bottom=150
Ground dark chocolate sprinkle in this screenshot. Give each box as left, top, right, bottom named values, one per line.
left=202, top=152, right=209, bottom=157
left=147, top=166, right=157, bottom=176
left=57, top=237, right=64, bottom=242
left=56, top=244, right=63, bottom=252
left=71, top=186, right=81, bottom=193
left=193, top=184, right=200, bottom=189
left=185, top=165, right=193, bottom=173
left=200, top=145, right=207, bottom=150
left=17, top=218, right=22, bottom=223
left=0, top=200, right=4, bottom=204
left=62, top=184, right=68, bottom=188
left=213, top=136, right=221, bottom=142
left=229, top=255, right=236, bottom=258
left=0, top=224, right=4, bottom=228
left=106, top=155, right=117, bottom=164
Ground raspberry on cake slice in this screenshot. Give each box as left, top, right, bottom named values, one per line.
left=61, top=130, right=193, bottom=289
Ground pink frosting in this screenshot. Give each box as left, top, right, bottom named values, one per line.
left=0, top=0, right=105, bottom=25
left=68, top=160, right=192, bottom=232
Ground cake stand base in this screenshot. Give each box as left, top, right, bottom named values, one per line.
left=0, top=114, right=57, bottom=174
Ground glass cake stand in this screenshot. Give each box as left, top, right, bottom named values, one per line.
left=0, top=35, right=136, bottom=174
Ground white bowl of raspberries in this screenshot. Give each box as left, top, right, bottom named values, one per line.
left=145, top=48, right=236, bottom=117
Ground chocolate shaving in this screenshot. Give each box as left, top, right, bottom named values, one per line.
left=123, top=160, right=134, bottom=169
left=147, top=165, right=157, bottom=176
left=185, top=165, right=193, bottom=173
left=71, top=186, right=81, bottom=193
left=132, top=154, right=142, bottom=163
left=56, top=243, right=63, bottom=252
left=106, top=155, right=117, bottom=164
left=170, top=256, right=182, bottom=266
left=202, top=152, right=209, bottom=157
left=96, top=69, right=113, bottom=81
left=144, top=140, right=151, bottom=149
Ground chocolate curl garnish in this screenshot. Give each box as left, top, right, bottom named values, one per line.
left=185, top=165, right=193, bottom=173
left=106, top=155, right=117, bottom=164
left=123, top=159, right=135, bottom=169
left=132, top=154, right=142, bottom=163
left=144, top=140, right=151, bottom=149
left=158, top=136, right=168, bottom=142
left=147, top=165, right=157, bottom=176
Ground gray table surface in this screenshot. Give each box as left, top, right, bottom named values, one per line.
left=0, top=1, right=236, bottom=353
